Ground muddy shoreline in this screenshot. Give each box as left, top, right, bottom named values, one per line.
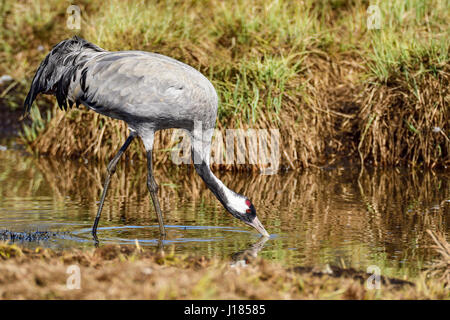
left=2, top=242, right=444, bottom=300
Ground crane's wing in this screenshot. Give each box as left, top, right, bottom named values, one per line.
left=74, top=51, right=217, bottom=125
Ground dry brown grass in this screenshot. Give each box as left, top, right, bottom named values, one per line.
left=0, top=242, right=448, bottom=300
left=425, top=230, right=450, bottom=288
left=358, top=69, right=449, bottom=167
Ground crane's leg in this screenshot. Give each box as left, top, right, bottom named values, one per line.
left=92, top=132, right=137, bottom=241
left=146, top=149, right=166, bottom=236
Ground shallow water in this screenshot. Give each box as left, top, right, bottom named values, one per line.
left=0, top=144, right=448, bottom=278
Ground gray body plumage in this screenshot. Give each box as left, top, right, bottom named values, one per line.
left=24, top=36, right=269, bottom=238
left=25, top=37, right=217, bottom=135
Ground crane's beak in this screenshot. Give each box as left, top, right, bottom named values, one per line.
left=247, top=216, right=270, bottom=238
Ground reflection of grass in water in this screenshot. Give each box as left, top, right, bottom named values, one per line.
left=0, top=149, right=448, bottom=276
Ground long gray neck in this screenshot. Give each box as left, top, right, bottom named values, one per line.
left=193, top=160, right=231, bottom=209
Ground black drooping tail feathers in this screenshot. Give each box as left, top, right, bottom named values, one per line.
left=23, top=36, right=105, bottom=115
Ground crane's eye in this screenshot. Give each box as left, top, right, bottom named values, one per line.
left=246, top=209, right=251, bottom=214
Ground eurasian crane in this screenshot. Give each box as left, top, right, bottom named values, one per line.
left=24, top=36, right=270, bottom=241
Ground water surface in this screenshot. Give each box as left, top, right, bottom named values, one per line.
left=0, top=146, right=448, bottom=278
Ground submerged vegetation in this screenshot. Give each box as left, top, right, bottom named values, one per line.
left=0, top=0, right=447, bottom=168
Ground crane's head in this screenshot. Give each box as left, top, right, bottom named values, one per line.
left=225, top=195, right=270, bottom=238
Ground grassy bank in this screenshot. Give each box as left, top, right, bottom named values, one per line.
left=0, top=239, right=448, bottom=299
left=0, top=0, right=448, bottom=168
left=1, top=149, right=448, bottom=274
